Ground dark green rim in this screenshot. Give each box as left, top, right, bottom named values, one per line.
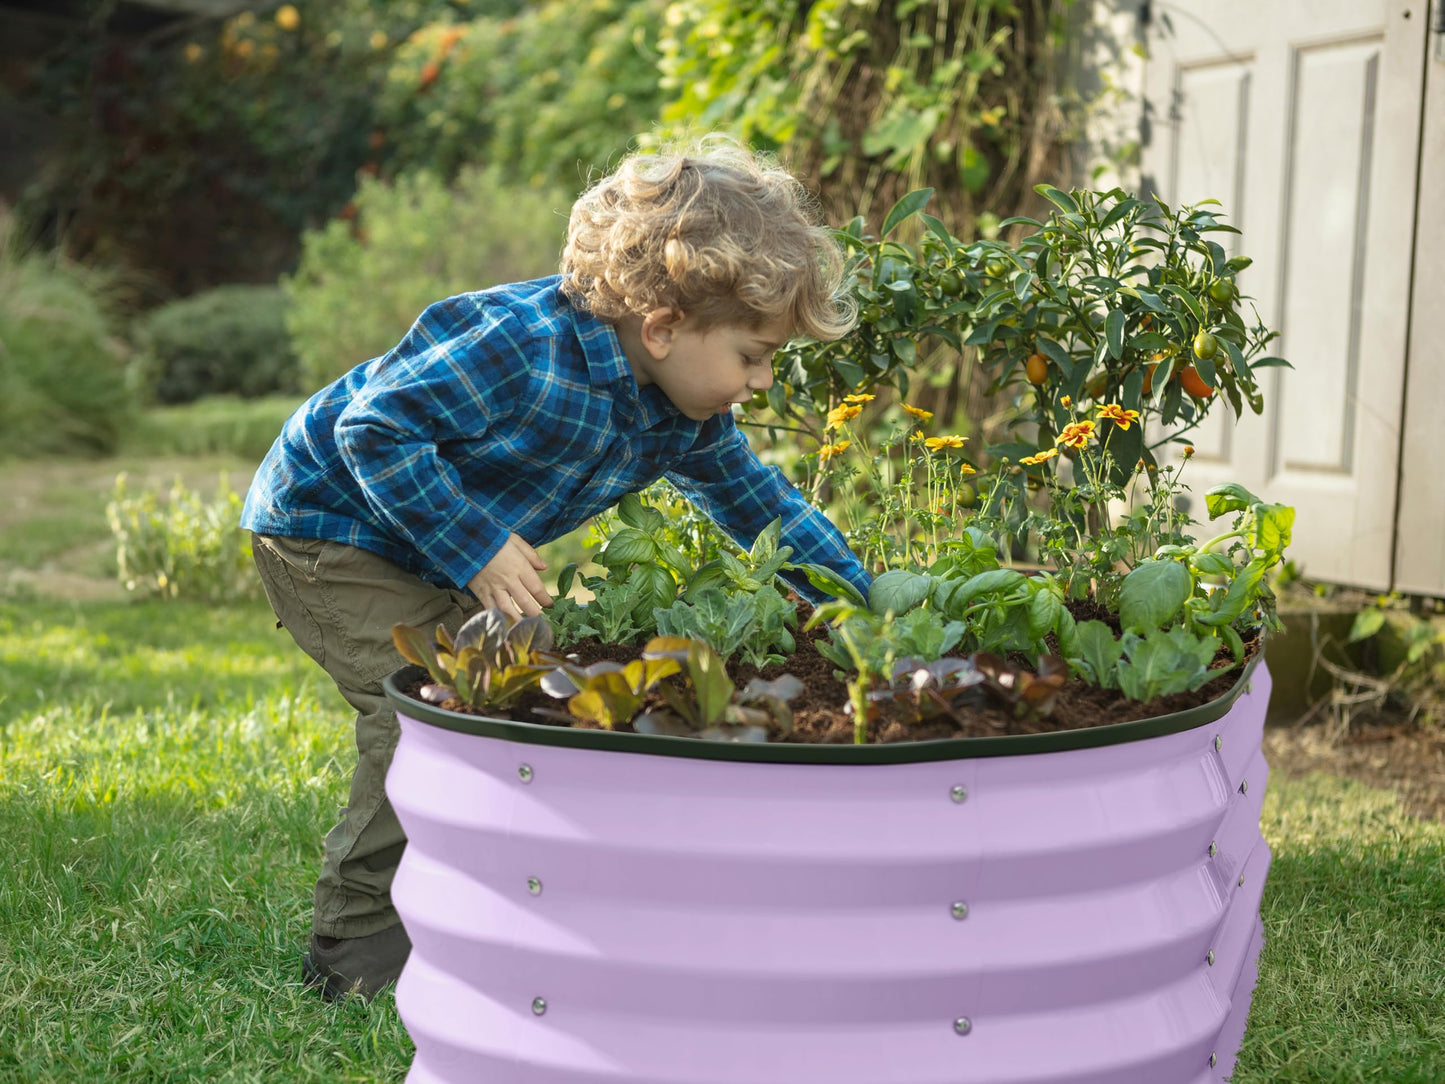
left=382, top=646, right=1265, bottom=765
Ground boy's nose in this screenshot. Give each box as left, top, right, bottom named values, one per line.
left=748, top=366, right=774, bottom=392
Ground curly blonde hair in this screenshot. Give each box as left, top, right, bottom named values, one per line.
left=560, top=137, right=855, bottom=341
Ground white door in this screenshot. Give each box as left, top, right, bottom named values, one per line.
left=1140, top=0, right=1429, bottom=589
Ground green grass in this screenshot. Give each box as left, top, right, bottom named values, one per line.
left=1, top=598, right=1442, bottom=1081
left=121, top=395, right=307, bottom=462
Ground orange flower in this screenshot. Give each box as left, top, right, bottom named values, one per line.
left=1096, top=403, right=1141, bottom=430
left=923, top=435, right=968, bottom=451
left=826, top=403, right=862, bottom=429
left=1055, top=420, right=1096, bottom=449
left=1183, top=445, right=1196, bottom=459
left=1020, top=447, right=1059, bottom=466
left=901, top=403, right=933, bottom=422
left=817, top=440, right=850, bottom=462
left=843, top=392, right=875, bottom=404
left=956, top=463, right=977, bottom=475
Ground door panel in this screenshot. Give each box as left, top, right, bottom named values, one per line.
left=1141, top=1, right=1426, bottom=589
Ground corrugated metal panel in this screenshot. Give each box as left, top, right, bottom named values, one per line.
left=387, top=664, right=1272, bottom=1084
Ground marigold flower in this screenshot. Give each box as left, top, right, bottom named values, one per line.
left=1060, top=395, right=1072, bottom=409
left=843, top=392, right=875, bottom=404
left=1020, top=447, right=1060, bottom=466
left=1096, top=403, right=1141, bottom=430
left=826, top=403, right=862, bottom=429
left=956, top=463, right=977, bottom=475
left=901, top=403, right=934, bottom=422
left=1183, top=445, right=1196, bottom=459
left=1055, top=420, right=1096, bottom=449
left=923, top=435, right=968, bottom=451
left=817, top=440, right=851, bottom=462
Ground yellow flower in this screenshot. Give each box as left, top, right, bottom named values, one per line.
left=1060, top=395, right=1072, bottom=409
left=923, top=435, right=968, bottom=451
left=826, top=403, right=862, bottom=429
left=909, top=432, right=927, bottom=442
left=956, top=463, right=977, bottom=475
left=817, top=440, right=850, bottom=462
left=370, top=29, right=389, bottom=50
left=183, top=42, right=204, bottom=63
left=275, top=4, right=300, bottom=30
left=1183, top=445, right=1196, bottom=459
left=233, top=38, right=255, bottom=58
left=843, top=392, right=875, bottom=404
left=1020, top=447, right=1060, bottom=466
left=1055, top=420, right=1097, bottom=449
left=901, top=403, right=934, bottom=422
left=1096, top=403, right=1141, bottom=430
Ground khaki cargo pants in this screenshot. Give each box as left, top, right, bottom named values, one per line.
left=251, top=534, right=479, bottom=939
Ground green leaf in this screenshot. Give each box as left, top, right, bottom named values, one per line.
left=881, top=188, right=935, bottom=238
left=1349, top=609, right=1387, bottom=643
left=751, top=517, right=781, bottom=566
left=392, top=624, right=447, bottom=684
left=1205, top=482, right=1258, bottom=519
left=943, top=568, right=1027, bottom=613
left=1073, top=620, right=1123, bottom=689
left=1253, top=503, right=1294, bottom=555
left=688, top=641, right=734, bottom=725
left=1027, top=589, right=1063, bottom=641
left=797, top=563, right=868, bottom=607
left=1116, top=627, right=1219, bottom=699
left=597, top=527, right=656, bottom=568
left=1119, top=558, right=1193, bottom=633
left=868, top=569, right=933, bottom=616
left=1251, top=356, right=1294, bottom=370
left=1104, top=308, right=1125, bottom=360
left=1035, top=184, right=1080, bottom=215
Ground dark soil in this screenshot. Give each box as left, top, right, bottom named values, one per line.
left=410, top=599, right=1262, bottom=745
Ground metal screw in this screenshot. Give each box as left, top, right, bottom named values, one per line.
left=1209, top=841, right=1218, bottom=857
left=1207, top=950, right=1215, bottom=966
left=532, top=997, right=547, bottom=1016
left=1210, top=1052, right=1218, bottom=1067
left=953, top=1017, right=972, bottom=1035
left=1240, top=779, right=1249, bottom=794
left=527, top=877, right=542, bottom=896
left=950, top=785, right=968, bottom=803
left=1214, top=734, right=1223, bottom=752
left=518, top=764, right=533, bottom=783
left=951, top=901, right=969, bottom=920
left=1245, top=680, right=1253, bottom=693
left=1238, top=873, right=1246, bottom=887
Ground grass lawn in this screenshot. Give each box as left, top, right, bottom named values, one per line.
left=1, top=427, right=1442, bottom=1081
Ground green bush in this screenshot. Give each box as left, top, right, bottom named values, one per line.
left=285, top=165, right=569, bottom=389
left=123, top=394, right=305, bottom=461
left=0, top=216, right=136, bottom=458
left=105, top=473, right=260, bottom=603
left=132, top=285, right=299, bottom=404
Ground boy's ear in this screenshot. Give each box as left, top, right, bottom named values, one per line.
left=639, top=307, right=685, bottom=359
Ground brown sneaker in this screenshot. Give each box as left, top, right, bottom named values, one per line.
left=301, top=924, right=411, bottom=1001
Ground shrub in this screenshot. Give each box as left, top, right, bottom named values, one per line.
left=0, top=215, right=136, bottom=458
left=285, top=166, right=569, bottom=389
left=131, top=285, right=299, bottom=404
left=122, top=394, right=305, bottom=461
left=106, top=473, right=260, bottom=603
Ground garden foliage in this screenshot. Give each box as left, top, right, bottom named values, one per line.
left=131, top=285, right=299, bottom=404
left=106, top=474, right=259, bottom=603
left=284, top=166, right=569, bottom=389
left=0, top=217, right=135, bottom=459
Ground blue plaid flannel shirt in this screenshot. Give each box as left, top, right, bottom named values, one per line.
left=240, top=276, right=869, bottom=603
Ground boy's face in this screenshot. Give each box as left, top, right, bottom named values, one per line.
left=631, top=312, right=790, bottom=422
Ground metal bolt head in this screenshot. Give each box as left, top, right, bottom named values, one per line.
left=1207, top=950, right=1215, bottom=966
left=1214, top=734, right=1223, bottom=752
left=1240, top=779, right=1249, bottom=794
left=953, top=1016, right=972, bottom=1035
left=527, top=877, right=542, bottom=896
left=1238, top=873, right=1246, bottom=887
left=950, top=784, right=968, bottom=803
left=1209, top=841, right=1218, bottom=857
left=1210, top=1052, right=1218, bottom=1067
left=951, top=901, right=969, bottom=920
left=518, top=764, right=533, bottom=783
left=532, top=997, right=547, bottom=1015
left=1245, top=680, right=1253, bottom=693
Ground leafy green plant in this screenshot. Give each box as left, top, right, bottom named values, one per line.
left=634, top=637, right=803, bottom=743
left=105, top=473, right=258, bottom=603
left=655, top=585, right=797, bottom=670
left=284, top=165, right=568, bottom=389
left=131, top=285, right=298, bottom=405
left=392, top=607, right=561, bottom=713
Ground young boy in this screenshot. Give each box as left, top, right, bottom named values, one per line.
left=241, top=138, right=871, bottom=1001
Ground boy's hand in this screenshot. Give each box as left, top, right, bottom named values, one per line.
left=468, top=533, right=552, bottom=616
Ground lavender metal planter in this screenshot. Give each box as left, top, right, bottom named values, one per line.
left=383, top=655, right=1271, bottom=1084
